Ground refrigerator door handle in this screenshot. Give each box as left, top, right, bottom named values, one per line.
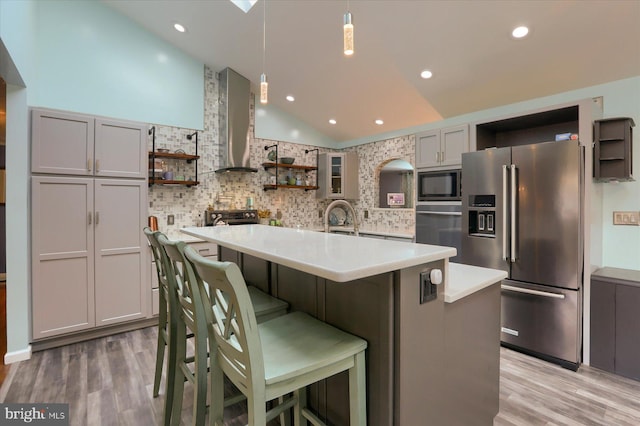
left=501, top=284, right=566, bottom=299
left=502, top=165, right=509, bottom=261
left=510, top=164, right=517, bottom=262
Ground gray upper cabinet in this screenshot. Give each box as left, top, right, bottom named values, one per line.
left=316, top=152, right=359, bottom=199
left=31, top=109, right=147, bottom=179
left=416, top=124, right=469, bottom=169
left=94, top=118, right=147, bottom=179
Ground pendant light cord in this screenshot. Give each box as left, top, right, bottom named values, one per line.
left=262, top=0, right=266, bottom=73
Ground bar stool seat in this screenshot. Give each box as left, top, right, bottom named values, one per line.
left=184, top=246, right=368, bottom=426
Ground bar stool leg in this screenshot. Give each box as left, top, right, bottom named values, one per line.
left=349, top=351, right=367, bottom=426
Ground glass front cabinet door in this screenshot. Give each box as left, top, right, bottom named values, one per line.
left=317, top=152, right=359, bottom=199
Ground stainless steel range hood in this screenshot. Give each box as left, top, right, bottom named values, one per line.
left=215, top=67, right=258, bottom=173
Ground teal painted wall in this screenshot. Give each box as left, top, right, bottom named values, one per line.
left=0, top=0, right=36, bottom=88
left=33, top=0, right=204, bottom=130
left=0, top=0, right=36, bottom=358
left=255, top=96, right=337, bottom=148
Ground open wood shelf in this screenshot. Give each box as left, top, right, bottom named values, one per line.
left=149, top=151, right=199, bottom=161
left=262, top=162, right=317, bottom=171
left=149, top=179, right=199, bottom=186
left=263, top=184, right=319, bottom=191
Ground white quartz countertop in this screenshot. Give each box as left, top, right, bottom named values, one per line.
left=445, top=263, right=508, bottom=303
left=181, top=225, right=455, bottom=283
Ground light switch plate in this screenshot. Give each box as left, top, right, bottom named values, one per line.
left=167, top=214, right=175, bottom=225
left=613, top=211, right=640, bottom=226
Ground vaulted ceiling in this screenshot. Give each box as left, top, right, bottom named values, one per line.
left=104, top=0, right=640, bottom=143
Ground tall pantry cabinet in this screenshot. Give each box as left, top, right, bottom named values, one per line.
left=30, top=108, right=148, bottom=340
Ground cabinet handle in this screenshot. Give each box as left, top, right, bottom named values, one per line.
left=95, top=212, right=100, bottom=225
left=87, top=158, right=92, bottom=172
left=95, top=159, right=100, bottom=173
left=88, top=212, right=92, bottom=225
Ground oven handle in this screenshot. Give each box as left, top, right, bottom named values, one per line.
left=501, top=284, right=565, bottom=299
left=416, top=211, right=461, bottom=216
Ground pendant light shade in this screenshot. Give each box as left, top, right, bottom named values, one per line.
left=343, top=11, right=354, bottom=56
left=260, top=73, right=268, bottom=104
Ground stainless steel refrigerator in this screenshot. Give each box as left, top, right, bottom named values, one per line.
left=461, top=140, right=583, bottom=369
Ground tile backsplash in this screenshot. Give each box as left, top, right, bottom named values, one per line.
left=149, top=66, right=416, bottom=239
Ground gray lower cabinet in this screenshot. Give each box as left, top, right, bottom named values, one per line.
left=31, top=177, right=148, bottom=339
left=590, top=267, right=640, bottom=380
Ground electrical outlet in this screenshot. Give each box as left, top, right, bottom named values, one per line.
left=364, top=210, right=369, bottom=219
left=613, top=211, right=640, bottom=226
left=167, top=214, right=175, bottom=225
left=420, top=271, right=437, bottom=304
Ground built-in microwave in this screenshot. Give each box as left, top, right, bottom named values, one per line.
left=417, top=169, right=462, bottom=202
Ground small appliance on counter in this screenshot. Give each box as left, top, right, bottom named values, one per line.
left=204, top=209, right=259, bottom=226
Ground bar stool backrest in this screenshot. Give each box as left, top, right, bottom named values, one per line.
left=157, top=236, right=207, bottom=339
left=184, top=246, right=266, bottom=401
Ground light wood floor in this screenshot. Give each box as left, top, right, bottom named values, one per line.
left=1, top=326, right=639, bottom=425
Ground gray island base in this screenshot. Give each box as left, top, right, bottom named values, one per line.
left=181, top=225, right=506, bottom=425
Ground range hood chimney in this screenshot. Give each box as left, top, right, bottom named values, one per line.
left=215, top=68, right=258, bottom=173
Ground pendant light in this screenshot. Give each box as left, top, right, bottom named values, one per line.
left=260, top=0, right=268, bottom=104
left=343, top=1, right=354, bottom=56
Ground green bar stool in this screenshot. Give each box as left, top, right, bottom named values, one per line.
left=184, top=246, right=368, bottom=426
left=144, top=228, right=179, bottom=426
left=158, top=236, right=290, bottom=425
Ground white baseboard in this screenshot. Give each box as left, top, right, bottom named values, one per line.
left=4, top=345, right=32, bottom=364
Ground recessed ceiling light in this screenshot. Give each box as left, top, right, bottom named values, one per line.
left=512, top=26, right=529, bottom=39
left=174, top=23, right=186, bottom=33
left=420, top=70, right=433, bottom=79
left=286, top=95, right=295, bottom=102
left=329, top=119, right=337, bottom=125
left=375, top=119, right=384, bottom=125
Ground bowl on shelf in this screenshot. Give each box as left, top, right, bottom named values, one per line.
left=157, top=148, right=170, bottom=153
left=280, top=157, right=295, bottom=164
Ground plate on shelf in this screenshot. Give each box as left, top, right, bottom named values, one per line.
left=329, top=207, right=347, bottom=225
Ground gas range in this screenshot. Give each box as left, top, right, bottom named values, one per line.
left=204, top=209, right=259, bottom=226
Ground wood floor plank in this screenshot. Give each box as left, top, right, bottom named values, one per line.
left=2, top=327, right=640, bottom=425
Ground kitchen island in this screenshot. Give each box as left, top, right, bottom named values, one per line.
left=181, top=225, right=506, bottom=425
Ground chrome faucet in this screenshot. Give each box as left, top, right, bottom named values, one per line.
left=324, top=199, right=359, bottom=236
